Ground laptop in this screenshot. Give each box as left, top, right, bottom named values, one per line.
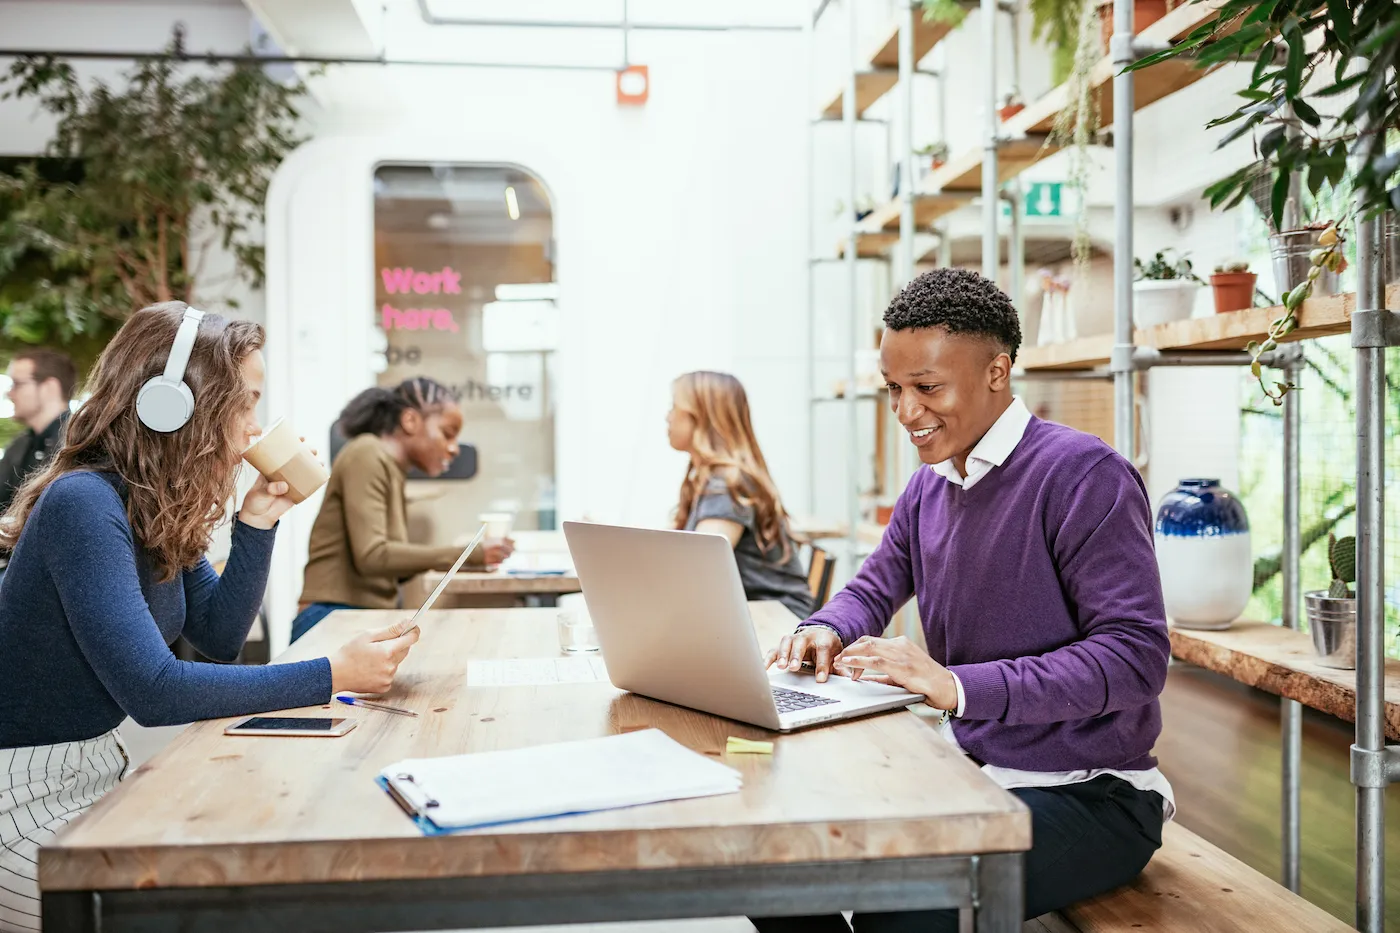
left=562, top=522, right=922, bottom=732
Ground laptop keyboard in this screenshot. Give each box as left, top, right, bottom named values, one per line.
left=772, top=686, right=840, bottom=714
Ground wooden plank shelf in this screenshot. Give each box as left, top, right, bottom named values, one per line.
left=1169, top=621, right=1400, bottom=741
left=818, top=13, right=955, bottom=120
left=1017, top=286, right=1400, bottom=372
left=845, top=0, right=1225, bottom=256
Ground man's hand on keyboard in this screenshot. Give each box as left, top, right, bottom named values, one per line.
left=834, top=635, right=958, bottom=710
left=764, top=625, right=844, bottom=683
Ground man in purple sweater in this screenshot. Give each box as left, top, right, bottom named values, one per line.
left=758, top=269, right=1173, bottom=932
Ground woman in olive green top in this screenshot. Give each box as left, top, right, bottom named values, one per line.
left=292, top=377, right=513, bottom=641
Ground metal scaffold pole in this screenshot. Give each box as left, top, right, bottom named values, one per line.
left=1281, top=349, right=1303, bottom=894
left=1352, top=204, right=1388, bottom=933
left=844, top=0, right=860, bottom=560
left=980, top=0, right=998, bottom=280
left=804, top=7, right=817, bottom=515
left=1279, top=134, right=1303, bottom=895
left=1109, top=0, right=1135, bottom=460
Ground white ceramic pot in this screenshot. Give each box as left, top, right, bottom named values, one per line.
left=1133, top=280, right=1200, bottom=329
left=1155, top=479, right=1252, bottom=630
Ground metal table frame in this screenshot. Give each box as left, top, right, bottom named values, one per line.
left=44, top=853, right=1025, bottom=933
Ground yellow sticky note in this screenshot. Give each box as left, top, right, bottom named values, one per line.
left=726, top=736, right=774, bottom=755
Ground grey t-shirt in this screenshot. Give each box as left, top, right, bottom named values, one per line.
left=685, top=477, right=814, bottom=619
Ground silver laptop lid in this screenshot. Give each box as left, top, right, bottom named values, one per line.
left=562, top=522, right=783, bottom=730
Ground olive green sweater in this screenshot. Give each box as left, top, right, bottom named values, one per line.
left=298, top=434, right=480, bottom=610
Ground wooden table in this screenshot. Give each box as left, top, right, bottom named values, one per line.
left=1169, top=621, right=1400, bottom=740
left=42, top=604, right=1030, bottom=932
left=424, top=529, right=581, bottom=607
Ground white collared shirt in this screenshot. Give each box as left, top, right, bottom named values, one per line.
left=932, top=397, right=1176, bottom=819
left=929, top=396, right=1033, bottom=491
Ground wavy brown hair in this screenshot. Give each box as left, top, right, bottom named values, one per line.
left=0, top=302, right=264, bottom=582
left=672, top=371, right=798, bottom=563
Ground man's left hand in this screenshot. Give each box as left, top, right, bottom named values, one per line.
left=835, top=635, right=959, bottom=711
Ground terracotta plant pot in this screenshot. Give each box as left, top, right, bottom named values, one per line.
left=998, top=102, right=1025, bottom=121
left=1098, top=0, right=1170, bottom=52
left=1210, top=272, right=1257, bottom=314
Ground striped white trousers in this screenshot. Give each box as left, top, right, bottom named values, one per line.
left=0, top=732, right=127, bottom=932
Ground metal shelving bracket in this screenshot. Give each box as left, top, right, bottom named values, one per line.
left=1350, top=309, right=1400, bottom=349
left=1350, top=744, right=1400, bottom=788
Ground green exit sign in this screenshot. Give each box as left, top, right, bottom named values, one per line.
left=1000, top=182, right=1067, bottom=219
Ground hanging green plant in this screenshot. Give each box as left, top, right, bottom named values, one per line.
left=0, top=27, right=311, bottom=374
left=1049, top=0, right=1102, bottom=273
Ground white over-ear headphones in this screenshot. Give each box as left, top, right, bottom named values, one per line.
left=136, top=306, right=205, bottom=433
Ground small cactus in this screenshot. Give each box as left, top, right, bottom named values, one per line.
left=1328, top=533, right=1356, bottom=598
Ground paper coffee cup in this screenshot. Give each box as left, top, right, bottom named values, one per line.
left=242, top=417, right=330, bottom=504
left=479, top=511, right=514, bottom=538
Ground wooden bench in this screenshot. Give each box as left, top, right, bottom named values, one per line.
left=1025, top=822, right=1353, bottom=932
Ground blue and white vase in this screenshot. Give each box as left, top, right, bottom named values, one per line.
left=1154, top=479, right=1251, bottom=630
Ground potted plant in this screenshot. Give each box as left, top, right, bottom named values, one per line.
left=1097, top=0, right=1170, bottom=53
left=915, top=142, right=950, bottom=180
left=1128, top=0, right=1398, bottom=403
left=1210, top=261, right=1257, bottom=314
left=1132, top=250, right=1203, bottom=327
left=1270, top=218, right=1346, bottom=298
left=998, top=91, right=1026, bottom=122
left=1305, top=534, right=1357, bottom=669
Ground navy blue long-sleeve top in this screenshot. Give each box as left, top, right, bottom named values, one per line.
left=0, top=472, right=332, bottom=747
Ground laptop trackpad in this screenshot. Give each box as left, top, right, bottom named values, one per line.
left=767, top=668, right=919, bottom=703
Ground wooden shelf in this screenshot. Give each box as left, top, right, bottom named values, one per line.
left=846, top=0, right=1225, bottom=254
left=1017, top=286, right=1400, bottom=372
left=818, top=13, right=955, bottom=120
left=1169, top=621, right=1400, bottom=741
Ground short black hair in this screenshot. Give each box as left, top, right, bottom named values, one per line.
left=883, top=268, right=1021, bottom=363
left=13, top=348, right=77, bottom=401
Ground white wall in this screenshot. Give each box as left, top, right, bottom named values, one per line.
left=260, top=24, right=809, bottom=650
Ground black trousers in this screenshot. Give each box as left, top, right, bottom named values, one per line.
left=751, top=774, right=1164, bottom=933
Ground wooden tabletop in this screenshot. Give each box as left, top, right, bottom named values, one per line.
left=1169, top=621, right=1400, bottom=740
left=42, top=604, right=1028, bottom=893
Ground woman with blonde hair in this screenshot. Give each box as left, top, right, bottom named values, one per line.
left=667, top=371, right=812, bottom=618
left=0, top=303, right=417, bottom=933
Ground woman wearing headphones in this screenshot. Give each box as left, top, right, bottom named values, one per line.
left=0, top=303, right=417, bottom=933
left=291, top=378, right=513, bottom=642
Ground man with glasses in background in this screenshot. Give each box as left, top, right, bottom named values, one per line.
left=0, top=349, right=76, bottom=583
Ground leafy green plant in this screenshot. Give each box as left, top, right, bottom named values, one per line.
left=1245, top=221, right=1346, bottom=403
left=1134, top=249, right=1205, bottom=282
left=921, top=0, right=968, bottom=29
left=1049, top=0, right=1102, bottom=272
left=1128, top=0, right=1399, bottom=231
left=1327, top=532, right=1356, bottom=598
left=0, top=27, right=310, bottom=373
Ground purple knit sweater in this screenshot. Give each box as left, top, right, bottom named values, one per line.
left=803, top=417, right=1169, bottom=772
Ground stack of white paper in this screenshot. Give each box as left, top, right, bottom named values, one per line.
left=379, top=728, right=742, bottom=832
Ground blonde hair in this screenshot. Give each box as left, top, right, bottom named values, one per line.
left=672, top=371, right=798, bottom=563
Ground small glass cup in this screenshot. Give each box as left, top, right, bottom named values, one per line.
left=479, top=511, right=515, bottom=539
left=557, top=610, right=600, bottom=654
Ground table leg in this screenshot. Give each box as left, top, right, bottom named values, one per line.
left=972, top=853, right=1023, bottom=933
left=41, top=891, right=99, bottom=932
